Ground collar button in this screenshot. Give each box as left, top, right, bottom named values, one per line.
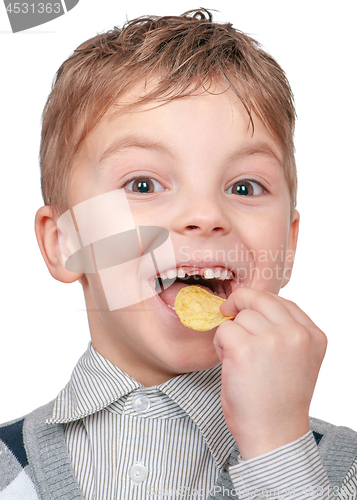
left=131, top=393, right=151, bottom=413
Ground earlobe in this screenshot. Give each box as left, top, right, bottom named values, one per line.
left=35, top=206, right=83, bottom=283
left=281, top=209, right=300, bottom=288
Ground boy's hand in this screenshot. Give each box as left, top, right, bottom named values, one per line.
left=213, top=288, right=327, bottom=460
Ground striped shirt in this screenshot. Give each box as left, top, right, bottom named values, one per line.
left=47, top=343, right=357, bottom=499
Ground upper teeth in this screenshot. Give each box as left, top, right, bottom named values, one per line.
left=158, top=268, right=233, bottom=280
left=204, top=268, right=214, bottom=279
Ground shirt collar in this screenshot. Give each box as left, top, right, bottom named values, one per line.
left=157, top=367, right=235, bottom=467
left=47, top=342, right=235, bottom=468
left=46, top=343, right=143, bottom=423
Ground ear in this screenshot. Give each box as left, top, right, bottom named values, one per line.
left=281, top=209, right=300, bottom=288
left=34, top=206, right=83, bottom=283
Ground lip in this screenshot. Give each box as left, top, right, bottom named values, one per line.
left=151, top=289, right=181, bottom=319
left=147, top=259, right=245, bottom=319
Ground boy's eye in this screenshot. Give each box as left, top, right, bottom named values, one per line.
left=226, top=180, right=266, bottom=196
left=124, top=177, right=165, bottom=194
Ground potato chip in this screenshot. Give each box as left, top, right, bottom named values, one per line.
left=174, top=285, right=235, bottom=331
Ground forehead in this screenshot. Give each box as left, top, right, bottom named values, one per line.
left=70, top=85, right=284, bottom=199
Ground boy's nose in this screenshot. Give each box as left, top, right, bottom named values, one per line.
left=172, top=196, right=232, bottom=237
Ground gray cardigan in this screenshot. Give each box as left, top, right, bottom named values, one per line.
left=1, top=400, right=357, bottom=499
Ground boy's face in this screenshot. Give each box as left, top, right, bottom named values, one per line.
left=63, top=82, right=299, bottom=384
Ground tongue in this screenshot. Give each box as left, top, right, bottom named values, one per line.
left=158, top=282, right=214, bottom=307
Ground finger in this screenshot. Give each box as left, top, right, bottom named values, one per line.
left=272, top=295, right=320, bottom=329
left=220, top=287, right=293, bottom=325
left=233, top=309, right=272, bottom=335
left=273, top=295, right=327, bottom=353
left=213, top=318, right=250, bottom=355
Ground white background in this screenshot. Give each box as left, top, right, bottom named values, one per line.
left=0, top=1, right=356, bottom=429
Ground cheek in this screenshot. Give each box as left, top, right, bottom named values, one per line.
left=84, top=273, right=153, bottom=339
left=129, top=204, right=170, bottom=228
left=84, top=273, right=110, bottom=312
left=244, top=214, right=291, bottom=292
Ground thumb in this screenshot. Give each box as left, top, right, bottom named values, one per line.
left=213, top=327, right=226, bottom=362
left=214, top=343, right=224, bottom=362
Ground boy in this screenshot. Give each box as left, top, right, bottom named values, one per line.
left=1, top=8, right=357, bottom=500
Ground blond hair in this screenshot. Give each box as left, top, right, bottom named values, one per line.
left=40, top=9, right=297, bottom=216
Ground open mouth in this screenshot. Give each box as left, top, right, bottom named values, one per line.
left=154, top=267, right=236, bottom=309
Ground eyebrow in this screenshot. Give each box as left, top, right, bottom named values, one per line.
left=97, top=135, right=175, bottom=168
left=97, top=135, right=283, bottom=169
left=226, top=142, right=283, bottom=167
